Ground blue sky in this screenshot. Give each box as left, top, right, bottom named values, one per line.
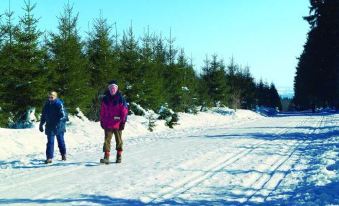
left=1, top=0, right=310, bottom=96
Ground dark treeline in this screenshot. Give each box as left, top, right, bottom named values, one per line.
left=294, top=0, right=339, bottom=110
left=0, top=2, right=281, bottom=127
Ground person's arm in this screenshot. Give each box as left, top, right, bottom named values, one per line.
left=57, top=101, right=67, bottom=122
left=40, top=102, right=47, bottom=126
left=100, top=101, right=106, bottom=129
left=119, top=97, right=128, bottom=130
left=39, top=102, right=47, bottom=132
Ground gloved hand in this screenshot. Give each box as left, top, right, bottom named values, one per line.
left=119, top=122, right=125, bottom=131
left=39, top=124, right=44, bottom=132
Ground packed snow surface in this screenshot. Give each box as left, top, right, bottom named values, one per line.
left=0, top=109, right=338, bottom=205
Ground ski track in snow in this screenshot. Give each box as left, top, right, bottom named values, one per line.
left=243, top=116, right=325, bottom=204
left=146, top=116, right=315, bottom=204
left=0, top=113, right=338, bottom=206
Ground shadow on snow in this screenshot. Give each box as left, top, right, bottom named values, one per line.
left=0, top=159, right=100, bottom=169
left=0, top=186, right=338, bottom=205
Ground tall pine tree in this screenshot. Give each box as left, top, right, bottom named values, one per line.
left=200, top=55, right=228, bottom=107
left=138, top=30, right=165, bottom=111
left=174, top=49, right=199, bottom=112
left=87, top=15, right=117, bottom=91
left=0, top=6, right=18, bottom=126
left=14, top=0, right=47, bottom=114
left=294, top=0, right=339, bottom=109
left=269, top=83, right=282, bottom=110
left=46, top=3, right=91, bottom=114
left=86, top=14, right=118, bottom=120
left=0, top=1, right=46, bottom=127
left=119, top=24, right=141, bottom=105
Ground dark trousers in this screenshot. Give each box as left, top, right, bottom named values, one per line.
left=46, top=132, right=66, bottom=159
left=103, top=129, right=123, bottom=152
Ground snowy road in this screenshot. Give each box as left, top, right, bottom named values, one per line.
left=0, top=113, right=338, bottom=205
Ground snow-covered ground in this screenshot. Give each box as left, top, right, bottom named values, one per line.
left=0, top=109, right=338, bottom=205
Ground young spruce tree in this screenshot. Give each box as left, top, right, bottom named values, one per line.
left=86, top=15, right=118, bottom=120
left=0, top=6, right=18, bottom=126
left=0, top=1, right=46, bottom=127
left=201, top=55, right=228, bottom=107
left=46, top=3, right=91, bottom=114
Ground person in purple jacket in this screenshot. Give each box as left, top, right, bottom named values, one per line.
left=100, top=80, right=128, bottom=164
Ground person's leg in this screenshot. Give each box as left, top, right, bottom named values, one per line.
left=46, top=134, right=55, bottom=161
left=102, top=129, right=113, bottom=161
left=113, top=130, right=123, bottom=163
left=56, top=132, right=66, bottom=160
left=114, top=130, right=123, bottom=151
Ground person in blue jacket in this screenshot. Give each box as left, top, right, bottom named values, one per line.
left=39, top=91, right=68, bottom=164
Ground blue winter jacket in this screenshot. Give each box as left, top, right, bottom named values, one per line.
left=40, top=98, right=68, bottom=135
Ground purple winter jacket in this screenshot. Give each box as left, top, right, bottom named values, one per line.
left=100, top=92, right=128, bottom=130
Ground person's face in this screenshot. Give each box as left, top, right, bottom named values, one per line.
left=109, top=84, right=118, bottom=95
left=48, top=93, right=57, bottom=101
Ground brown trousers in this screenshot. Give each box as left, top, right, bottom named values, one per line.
left=103, top=129, right=123, bottom=152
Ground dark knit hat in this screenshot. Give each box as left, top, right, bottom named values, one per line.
left=108, top=80, right=117, bottom=85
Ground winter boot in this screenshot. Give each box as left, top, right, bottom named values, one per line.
left=62, top=155, right=66, bottom=161
left=116, top=150, right=122, bottom=163
left=45, top=159, right=52, bottom=164
left=100, top=151, right=110, bottom=164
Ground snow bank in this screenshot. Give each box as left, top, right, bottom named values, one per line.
left=0, top=109, right=262, bottom=160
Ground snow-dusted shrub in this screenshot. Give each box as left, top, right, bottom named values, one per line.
left=211, top=107, right=235, bottom=116
left=185, top=106, right=198, bottom=114
left=75, top=108, right=88, bottom=121
left=9, top=108, right=36, bottom=129
left=146, top=110, right=157, bottom=132
left=199, top=105, right=209, bottom=112
left=158, top=104, right=178, bottom=128
left=130, top=102, right=147, bottom=116
left=0, top=107, right=10, bottom=127
left=256, top=106, right=278, bottom=116
left=316, top=107, right=337, bottom=113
